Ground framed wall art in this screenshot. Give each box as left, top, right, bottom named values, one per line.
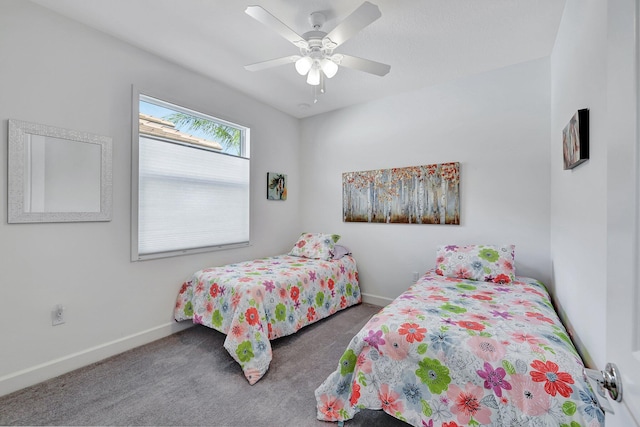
left=563, top=108, right=589, bottom=170
left=342, top=162, right=460, bottom=224
left=267, top=172, right=287, bottom=200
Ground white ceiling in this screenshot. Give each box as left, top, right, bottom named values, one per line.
left=29, top=0, right=566, bottom=119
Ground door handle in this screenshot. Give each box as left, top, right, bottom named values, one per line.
left=584, top=362, right=623, bottom=412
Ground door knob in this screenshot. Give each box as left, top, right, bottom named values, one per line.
left=584, top=362, right=623, bottom=404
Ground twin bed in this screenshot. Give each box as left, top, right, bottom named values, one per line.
left=174, top=240, right=603, bottom=426
left=173, top=233, right=360, bottom=384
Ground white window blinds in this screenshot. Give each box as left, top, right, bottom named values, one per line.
left=137, top=136, right=250, bottom=257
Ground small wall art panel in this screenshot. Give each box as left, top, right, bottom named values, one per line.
left=267, top=172, right=287, bottom=200
left=342, top=162, right=460, bottom=224
left=562, top=108, right=589, bottom=170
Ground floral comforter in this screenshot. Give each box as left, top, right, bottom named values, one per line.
left=174, top=254, right=360, bottom=384
left=315, top=271, right=603, bottom=427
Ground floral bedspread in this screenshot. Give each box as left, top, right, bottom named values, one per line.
left=315, top=271, right=603, bottom=427
left=174, top=254, right=360, bottom=384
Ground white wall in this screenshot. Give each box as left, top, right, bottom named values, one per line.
left=549, top=0, right=607, bottom=368
left=0, top=0, right=301, bottom=396
left=551, top=2, right=640, bottom=424
left=300, top=59, right=552, bottom=304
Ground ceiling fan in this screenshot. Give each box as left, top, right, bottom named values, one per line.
left=244, top=2, right=391, bottom=95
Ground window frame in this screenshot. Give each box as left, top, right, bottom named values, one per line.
left=131, top=87, right=251, bottom=261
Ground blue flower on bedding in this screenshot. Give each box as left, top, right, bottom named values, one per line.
left=335, top=377, right=351, bottom=396
left=304, top=294, right=314, bottom=307
left=255, top=340, right=268, bottom=354
left=429, top=331, right=457, bottom=354
left=578, top=386, right=605, bottom=423
left=425, top=307, right=440, bottom=316
left=469, top=259, right=484, bottom=272
left=543, top=333, right=566, bottom=348
left=401, top=370, right=430, bottom=411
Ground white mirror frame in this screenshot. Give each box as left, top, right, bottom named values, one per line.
left=8, top=119, right=113, bottom=223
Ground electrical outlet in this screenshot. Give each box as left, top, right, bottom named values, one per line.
left=51, top=304, right=65, bottom=326
left=412, top=271, right=420, bottom=282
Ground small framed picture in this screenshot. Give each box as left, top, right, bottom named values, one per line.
left=267, top=172, right=287, bottom=200
left=563, top=109, right=589, bottom=170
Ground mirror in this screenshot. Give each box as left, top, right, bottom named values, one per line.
left=8, top=119, right=112, bottom=223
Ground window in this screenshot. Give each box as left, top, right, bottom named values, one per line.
left=132, top=93, right=250, bottom=260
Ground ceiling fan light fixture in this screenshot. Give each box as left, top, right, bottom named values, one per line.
left=295, top=56, right=313, bottom=75
left=320, top=58, right=338, bottom=78
left=307, top=65, right=321, bottom=85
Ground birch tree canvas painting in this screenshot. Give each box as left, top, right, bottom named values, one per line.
left=342, top=162, right=460, bottom=224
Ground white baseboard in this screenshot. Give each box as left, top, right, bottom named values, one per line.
left=0, top=321, right=193, bottom=397
left=361, top=292, right=394, bottom=307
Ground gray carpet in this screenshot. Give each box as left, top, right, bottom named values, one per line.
left=0, top=303, right=408, bottom=427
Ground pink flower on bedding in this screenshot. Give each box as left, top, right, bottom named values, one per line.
left=447, top=382, right=491, bottom=425
left=467, top=336, right=505, bottom=362
left=399, top=306, right=422, bottom=317
left=381, top=331, right=410, bottom=360
left=231, top=323, right=247, bottom=338
left=378, top=384, right=404, bottom=414
left=498, top=258, right=514, bottom=272
left=296, top=240, right=307, bottom=248
left=525, top=312, right=554, bottom=324
left=356, top=352, right=372, bottom=373
left=508, top=374, right=550, bottom=416
left=231, top=292, right=241, bottom=308
left=318, top=394, right=344, bottom=420
left=195, top=280, right=205, bottom=294
left=453, top=266, right=472, bottom=279
left=511, top=332, right=542, bottom=346
left=524, top=287, right=545, bottom=297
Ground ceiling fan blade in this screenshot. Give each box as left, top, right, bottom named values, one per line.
left=337, top=54, right=390, bottom=76
left=244, top=55, right=301, bottom=72
left=323, top=1, right=381, bottom=48
left=245, top=6, right=308, bottom=49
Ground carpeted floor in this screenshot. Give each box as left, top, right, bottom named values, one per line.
left=0, top=303, right=408, bottom=427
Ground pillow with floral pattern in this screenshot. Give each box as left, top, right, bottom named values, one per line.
left=435, top=244, right=516, bottom=283
left=289, top=232, right=341, bottom=260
